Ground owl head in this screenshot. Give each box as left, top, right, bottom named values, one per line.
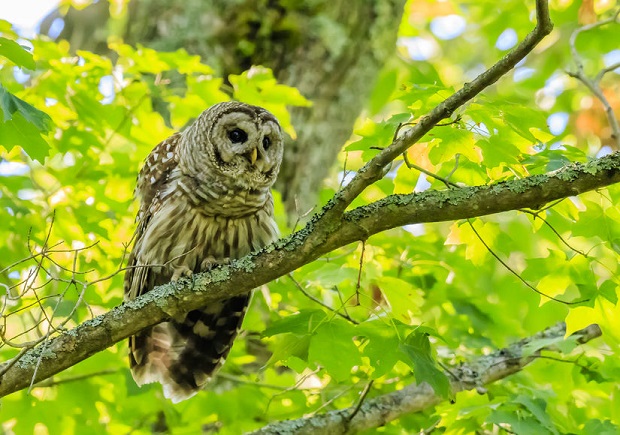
left=181, top=101, right=284, bottom=191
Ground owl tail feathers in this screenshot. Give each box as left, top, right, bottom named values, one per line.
left=129, top=322, right=209, bottom=403
left=129, top=295, right=250, bottom=403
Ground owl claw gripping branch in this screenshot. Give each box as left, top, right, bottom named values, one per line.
left=124, top=102, right=283, bottom=402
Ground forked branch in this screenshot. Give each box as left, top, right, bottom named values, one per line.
left=250, top=323, right=602, bottom=435
left=325, top=0, right=553, bottom=216
left=1, top=152, right=619, bottom=397
left=1, top=0, right=616, bottom=411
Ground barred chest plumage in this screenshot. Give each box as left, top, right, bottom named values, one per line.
left=131, top=187, right=279, bottom=291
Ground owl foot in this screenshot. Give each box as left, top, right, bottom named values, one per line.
left=200, top=256, right=230, bottom=271
left=171, top=266, right=192, bottom=282
left=170, top=266, right=196, bottom=295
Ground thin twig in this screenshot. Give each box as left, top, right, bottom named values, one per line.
left=33, top=368, right=119, bottom=387
left=215, top=373, right=318, bottom=392
left=0, top=346, right=32, bottom=377
left=421, top=419, right=441, bottom=435
left=307, top=384, right=356, bottom=417
left=519, top=209, right=587, bottom=255
left=597, top=61, right=620, bottom=81
left=3, top=152, right=619, bottom=398
left=520, top=208, right=620, bottom=283
left=263, top=367, right=323, bottom=415
left=334, top=286, right=353, bottom=321
left=354, top=240, right=366, bottom=305
left=467, top=219, right=586, bottom=305
left=288, top=275, right=358, bottom=324
left=325, top=0, right=553, bottom=217
left=347, top=380, right=374, bottom=423
left=339, top=152, right=350, bottom=191
left=251, top=323, right=601, bottom=434
left=444, top=154, right=461, bottom=183
left=402, top=152, right=459, bottom=189
left=292, top=196, right=315, bottom=234
left=568, top=9, right=620, bottom=147
left=1, top=229, right=199, bottom=358
left=28, top=338, right=50, bottom=392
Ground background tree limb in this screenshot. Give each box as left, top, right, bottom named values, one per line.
left=42, top=0, right=407, bottom=218
left=250, top=323, right=602, bottom=435
left=1, top=152, right=618, bottom=397
left=4, top=0, right=617, bottom=432
left=327, top=0, right=553, bottom=216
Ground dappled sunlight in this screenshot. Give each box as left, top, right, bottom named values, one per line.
left=0, top=0, right=619, bottom=433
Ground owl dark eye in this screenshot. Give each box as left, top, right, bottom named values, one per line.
left=228, top=128, right=247, bottom=144
left=262, top=137, right=271, bottom=150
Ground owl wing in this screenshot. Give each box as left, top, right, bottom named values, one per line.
left=135, top=132, right=182, bottom=223
left=124, top=133, right=181, bottom=302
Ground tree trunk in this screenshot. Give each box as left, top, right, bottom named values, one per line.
left=42, top=0, right=406, bottom=219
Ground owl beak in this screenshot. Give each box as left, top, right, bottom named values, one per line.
left=249, top=147, right=258, bottom=165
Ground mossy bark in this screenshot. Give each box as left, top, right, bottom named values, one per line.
left=43, top=0, right=406, bottom=218
left=2, top=152, right=619, bottom=398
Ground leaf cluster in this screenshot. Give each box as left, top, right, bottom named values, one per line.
left=1, top=1, right=620, bottom=434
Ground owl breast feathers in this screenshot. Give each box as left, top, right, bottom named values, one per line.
left=124, top=102, right=283, bottom=402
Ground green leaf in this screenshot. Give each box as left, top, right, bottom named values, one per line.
left=112, top=43, right=177, bottom=74
left=263, top=309, right=327, bottom=337
left=1, top=4, right=619, bottom=431
left=359, top=320, right=402, bottom=378
left=0, top=112, right=51, bottom=161
left=369, top=67, right=399, bottom=115
left=487, top=409, right=553, bottom=435
left=427, top=126, right=479, bottom=165
left=230, top=66, right=311, bottom=107
left=267, top=333, right=311, bottom=367
left=376, top=276, right=424, bottom=323
left=476, top=136, right=521, bottom=168
left=396, top=83, right=454, bottom=114
left=346, top=113, right=411, bottom=152
left=582, top=419, right=620, bottom=435
left=0, top=84, right=53, bottom=132
left=124, top=369, right=154, bottom=397
left=0, top=37, right=35, bottom=69
left=399, top=331, right=450, bottom=398
left=579, top=364, right=610, bottom=383
left=308, top=318, right=361, bottom=381
left=521, top=335, right=577, bottom=358
left=599, top=280, right=618, bottom=304
left=513, top=396, right=559, bottom=435
left=295, top=262, right=359, bottom=287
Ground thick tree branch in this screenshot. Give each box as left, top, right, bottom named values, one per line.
left=0, top=0, right=612, bottom=401
left=1, top=152, right=619, bottom=397
left=326, top=0, right=553, bottom=217
left=249, top=323, right=602, bottom=435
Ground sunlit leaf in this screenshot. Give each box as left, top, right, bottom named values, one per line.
left=0, top=36, right=35, bottom=69
left=308, top=318, right=361, bottom=381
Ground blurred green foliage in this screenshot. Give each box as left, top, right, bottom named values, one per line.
left=1, top=0, right=620, bottom=433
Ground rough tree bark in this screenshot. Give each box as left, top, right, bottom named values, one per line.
left=42, top=0, right=406, bottom=218
left=12, top=2, right=615, bottom=431
left=250, top=323, right=602, bottom=434
left=2, top=151, right=619, bottom=398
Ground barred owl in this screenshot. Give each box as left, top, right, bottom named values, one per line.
left=124, top=102, right=283, bottom=403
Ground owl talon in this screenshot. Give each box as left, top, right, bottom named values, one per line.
left=200, top=257, right=230, bottom=271
left=171, top=266, right=192, bottom=282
